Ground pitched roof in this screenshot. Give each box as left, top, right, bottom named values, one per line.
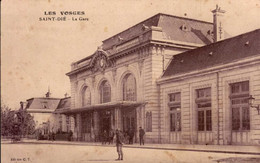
left=67, top=13, right=219, bottom=76
left=25, top=97, right=61, bottom=111
left=162, top=29, right=260, bottom=78
left=102, top=13, right=215, bottom=50
left=56, top=97, right=71, bottom=111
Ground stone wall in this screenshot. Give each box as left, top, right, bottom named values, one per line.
left=159, top=58, right=260, bottom=145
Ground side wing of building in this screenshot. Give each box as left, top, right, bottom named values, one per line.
left=158, top=29, right=260, bottom=145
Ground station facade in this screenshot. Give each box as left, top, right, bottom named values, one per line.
left=55, top=7, right=260, bottom=145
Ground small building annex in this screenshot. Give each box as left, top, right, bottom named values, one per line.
left=25, top=95, right=60, bottom=129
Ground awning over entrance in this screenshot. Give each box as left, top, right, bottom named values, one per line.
left=54, top=101, right=146, bottom=114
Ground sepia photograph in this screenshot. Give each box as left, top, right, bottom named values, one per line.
left=1, top=0, right=260, bottom=162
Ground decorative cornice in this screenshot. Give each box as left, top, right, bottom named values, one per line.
left=67, top=38, right=202, bottom=77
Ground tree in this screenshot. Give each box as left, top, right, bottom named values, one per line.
left=16, top=109, right=36, bottom=136
left=1, top=104, right=36, bottom=136
left=1, top=105, right=15, bottom=136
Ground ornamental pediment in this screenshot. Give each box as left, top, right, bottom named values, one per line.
left=90, top=48, right=111, bottom=73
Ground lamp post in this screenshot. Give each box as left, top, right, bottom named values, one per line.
left=248, top=95, right=260, bottom=115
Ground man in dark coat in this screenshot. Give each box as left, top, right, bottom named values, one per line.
left=115, top=129, right=123, bottom=160
left=139, top=127, right=145, bottom=145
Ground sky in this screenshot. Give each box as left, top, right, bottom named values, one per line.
left=1, top=0, right=260, bottom=109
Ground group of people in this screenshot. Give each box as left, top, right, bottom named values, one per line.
left=123, top=128, right=135, bottom=144
left=101, top=127, right=145, bottom=146
left=40, top=126, right=145, bottom=161
left=101, top=130, right=115, bottom=144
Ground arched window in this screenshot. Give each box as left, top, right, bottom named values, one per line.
left=81, top=86, right=91, bottom=107
left=123, top=74, right=136, bottom=101
left=100, top=80, right=111, bottom=103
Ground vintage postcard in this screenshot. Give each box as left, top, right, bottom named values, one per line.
left=1, top=0, right=260, bottom=163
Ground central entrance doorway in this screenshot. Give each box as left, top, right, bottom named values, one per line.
left=99, top=110, right=112, bottom=133
left=122, top=108, right=136, bottom=132
left=122, top=107, right=137, bottom=143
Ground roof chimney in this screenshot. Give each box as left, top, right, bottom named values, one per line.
left=45, top=92, right=51, bottom=98
left=20, top=101, right=24, bottom=110
left=45, top=86, right=51, bottom=98
left=212, top=5, right=225, bottom=42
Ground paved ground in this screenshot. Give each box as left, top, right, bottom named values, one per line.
left=2, top=140, right=260, bottom=163
left=3, top=139, right=260, bottom=155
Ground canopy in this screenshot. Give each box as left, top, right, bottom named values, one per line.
left=54, top=101, right=146, bottom=114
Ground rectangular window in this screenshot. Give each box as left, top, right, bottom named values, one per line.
left=41, top=102, right=49, bottom=109
left=59, top=115, right=62, bottom=131
left=196, top=87, right=211, bottom=132
left=169, top=92, right=181, bottom=132
left=232, top=108, right=240, bottom=130
left=170, top=107, right=181, bottom=132
left=242, top=107, right=250, bottom=130
left=198, top=111, right=204, bottom=131
left=176, top=112, right=181, bottom=131
left=241, top=82, right=249, bottom=92
left=206, top=110, right=212, bottom=131
left=197, top=88, right=211, bottom=98
left=66, top=116, right=70, bottom=132
left=170, top=113, right=175, bottom=131
left=230, top=81, right=250, bottom=131
left=169, top=93, right=181, bottom=102
left=231, top=84, right=240, bottom=94
left=146, top=111, right=152, bottom=132
left=231, top=81, right=249, bottom=94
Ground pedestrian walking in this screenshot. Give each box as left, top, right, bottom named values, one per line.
left=139, top=127, right=145, bottom=145
left=115, top=129, right=123, bottom=161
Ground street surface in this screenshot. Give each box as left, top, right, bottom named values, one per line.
left=1, top=143, right=260, bottom=163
